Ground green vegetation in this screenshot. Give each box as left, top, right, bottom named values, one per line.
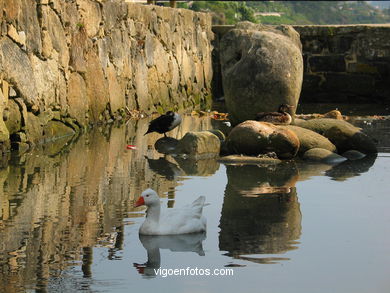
left=178, top=1, right=390, bottom=25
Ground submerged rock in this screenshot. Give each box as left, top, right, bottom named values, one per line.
left=302, top=148, right=347, bottom=164
left=218, top=155, right=281, bottom=165
left=294, top=118, right=377, bottom=154
left=280, top=125, right=337, bottom=155
left=225, top=120, right=300, bottom=159
left=220, top=22, right=303, bottom=124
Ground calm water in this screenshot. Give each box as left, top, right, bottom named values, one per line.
left=1, top=114, right=390, bottom=293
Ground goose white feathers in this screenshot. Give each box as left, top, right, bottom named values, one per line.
left=134, top=189, right=207, bottom=235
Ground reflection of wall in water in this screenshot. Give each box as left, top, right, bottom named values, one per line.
left=0, top=115, right=215, bottom=291
left=219, top=165, right=302, bottom=263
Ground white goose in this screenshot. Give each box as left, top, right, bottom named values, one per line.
left=134, top=189, right=207, bottom=235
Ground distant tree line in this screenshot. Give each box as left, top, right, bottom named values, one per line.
left=176, top=1, right=390, bottom=25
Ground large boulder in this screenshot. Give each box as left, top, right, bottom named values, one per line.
left=220, top=22, right=303, bottom=124
left=294, top=118, right=377, bottom=154
left=225, top=120, right=300, bottom=159
left=280, top=125, right=337, bottom=155
left=176, top=131, right=221, bottom=159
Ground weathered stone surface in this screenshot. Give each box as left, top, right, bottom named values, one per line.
left=40, top=6, right=69, bottom=68
left=134, top=54, right=150, bottom=111
left=67, top=72, right=88, bottom=126
left=70, top=29, right=89, bottom=73
left=303, top=148, right=347, bottom=164
left=30, top=55, right=64, bottom=108
left=76, top=0, right=102, bottom=38
left=107, top=63, right=125, bottom=114
left=225, top=120, right=300, bottom=159
left=43, top=121, right=75, bottom=141
left=0, top=90, right=9, bottom=142
left=7, top=24, right=23, bottom=46
left=0, top=2, right=213, bottom=151
left=294, top=118, right=377, bottom=154
left=220, top=22, right=303, bottom=124
left=17, top=0, right=42, bottom=54
left=176, top=131, right=221, bottom=159
left=280, top=125, right=337, bottom=154
left=25, top=112, right=43, bottom=143
left=0, top=38, right=38, bottom=107
left=85, top=51, right=109, bottom=121
left=4, top=99, right=22, bottom=135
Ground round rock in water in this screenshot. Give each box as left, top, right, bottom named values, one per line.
left=220, top=22, right=303, bottom=124
left=303, top=148, right=347, bottom=164
left=225, top=120, right=300, bottom=160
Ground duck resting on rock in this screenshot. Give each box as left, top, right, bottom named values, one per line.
left=145, top=111, right=182, bottom=137
left=255, top=104, right=294, bottom=125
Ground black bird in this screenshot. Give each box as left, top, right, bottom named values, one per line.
left=145, top=111, right=182, bottom=137
left=255, top=104, right=294, bottom=125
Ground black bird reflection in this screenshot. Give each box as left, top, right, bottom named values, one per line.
left=219, top=163, right=302, bottom=264
left=133, top=233, right=206, bottom=278
left=145, top=156, right=183, bottom=181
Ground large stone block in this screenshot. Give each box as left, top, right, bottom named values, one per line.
left=17, top=0, right=42, bottom=54
left=0, top=37, right=38, bottom=107
left=107, top=63, right=125, bottom=114
left=4, top=99, right=22, bottom=135
left=76, top=0, right=102, bottom=38
left=40, top=6, right=69, bottom=68
left=68, top=72, right=88, bottom=126
left=85, top=51, right=109, bottom=121
left=220, top=22, right=303, bottom=124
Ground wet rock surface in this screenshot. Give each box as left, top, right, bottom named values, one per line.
left=294, top=118, right=377, bottom=154
left=225, top=120, right=300, bottom=159
left=280, top=125, right=337, bottom=154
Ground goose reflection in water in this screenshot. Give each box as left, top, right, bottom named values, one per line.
left=219, top=163, right=302, bottom=264
left=133, top=233, right=206, bottom=278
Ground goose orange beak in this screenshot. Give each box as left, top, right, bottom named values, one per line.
left=134, top=196, right=145, bottom=207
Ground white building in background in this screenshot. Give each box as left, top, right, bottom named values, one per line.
left=254, top=12, right=284, bottom=17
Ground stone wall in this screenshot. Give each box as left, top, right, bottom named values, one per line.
left=212, top=24, right=390, bottom=105
left=295, top=25, right=390, bottom=104
left=0, top=0, right=213, bottom=152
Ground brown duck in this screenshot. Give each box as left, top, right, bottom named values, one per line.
left=255, top=104, right=294, bottom=125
